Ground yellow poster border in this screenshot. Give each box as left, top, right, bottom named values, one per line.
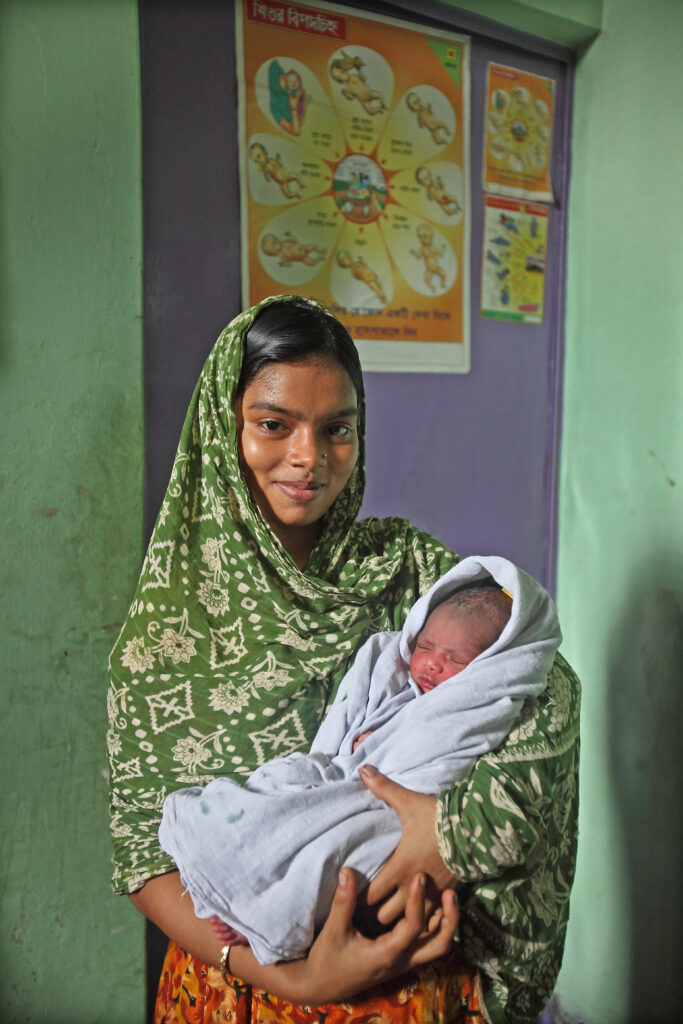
left=482, top=61, right=555, bottom=203
left=236, top=0, right=471, bottom=373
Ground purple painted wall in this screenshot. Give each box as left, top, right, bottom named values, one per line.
left=141, top=2, right=572, bottom=595
left=361, top=35, right=572, bottom=591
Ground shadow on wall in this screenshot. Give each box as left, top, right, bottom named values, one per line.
left=543, top=560, right=683, bottom=1024
left=608, top=568, right=682, bottom=1023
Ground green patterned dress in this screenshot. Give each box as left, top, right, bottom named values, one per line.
left=107, top=295, right=579, bottom=1023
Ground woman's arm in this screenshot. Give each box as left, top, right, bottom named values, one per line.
left=129, top=871, right=223, bottom=967
left=129, top=866, right=458, bottom=1005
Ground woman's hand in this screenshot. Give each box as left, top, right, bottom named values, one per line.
left=130, top=768, right=460, bottom=1007
left=360, top=765, right=458, bottom=925
left=229, top=866, right=458, bottom=1005
left=305, top=866, right=458, bottom=1001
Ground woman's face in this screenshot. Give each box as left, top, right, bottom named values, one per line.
left=236, top=357, right=359, bottom=561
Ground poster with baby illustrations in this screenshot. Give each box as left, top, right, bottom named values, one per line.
left=483, top=63, right=555, bottom=202
left=236, top=0, right=471, bottom=372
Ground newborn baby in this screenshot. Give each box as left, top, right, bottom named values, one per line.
left=159, top=555, right=561, bottom=965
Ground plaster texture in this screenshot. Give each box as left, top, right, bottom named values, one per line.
left=441, top=0, right=602, bottom=48
left=0, top=0, right=144, bottom=1019
left=556, top=0, right=683, bottom=1020
left=2, top=1, right=681, bottom=1021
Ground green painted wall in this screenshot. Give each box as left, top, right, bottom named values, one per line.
left=3, top=1, right=681, bottom=1021
left=441, top=0, right=602, bottom=48
left=556, top=0, right=683, bottom=1020
left=0, top=0, right=145, bottom=1020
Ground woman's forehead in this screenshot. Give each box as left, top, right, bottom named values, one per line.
left=244, top=358, right=358, bottom=409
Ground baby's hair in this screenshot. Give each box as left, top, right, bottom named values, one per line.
left=435, top=580, right=511, bottom=645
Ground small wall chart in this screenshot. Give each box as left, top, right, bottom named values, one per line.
left=480, top=195, right=548, bottom=323
left=483, top=63, right=555, bottom=202
left=237, top=0, right=471, bottom=372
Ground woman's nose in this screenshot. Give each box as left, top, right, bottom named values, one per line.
left=289, top=428, right=321, bottom=467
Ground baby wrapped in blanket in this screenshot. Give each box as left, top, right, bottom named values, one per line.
left=159, top=555, right=561, bottom=965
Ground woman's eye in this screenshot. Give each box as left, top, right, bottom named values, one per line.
left=327, top=423, right=353, bottom=439
left=260, top=419, right=283, bottom=432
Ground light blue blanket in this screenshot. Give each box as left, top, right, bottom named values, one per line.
left=159, top=556, right=561, bottom=964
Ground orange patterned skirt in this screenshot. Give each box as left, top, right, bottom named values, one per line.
left=153, top=940, right=485, bottom=1024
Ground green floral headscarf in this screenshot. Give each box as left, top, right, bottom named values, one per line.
left=107, top=295, right=459, bottom=894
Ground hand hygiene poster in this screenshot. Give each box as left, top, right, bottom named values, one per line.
left=237, top=0, right=471, bottom=372
left=480, top=196, right=549, bottom=323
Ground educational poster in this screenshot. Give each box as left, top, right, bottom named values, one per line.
left=483, top=63, right=555, bottom=202
left=237, top=0, right=471, bottom=373
left=480, top=195, right=548, bottom=323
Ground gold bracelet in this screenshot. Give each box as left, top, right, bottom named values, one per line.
left=220, top=943, right=232, bottom=984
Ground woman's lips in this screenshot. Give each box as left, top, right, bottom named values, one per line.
left=275, top=480, right=323, bottom=504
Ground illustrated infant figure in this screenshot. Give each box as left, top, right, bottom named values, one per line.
left=261, top=231, right=326, bottom=267
left=416, top=166, right=461, bottom=215
left=336, top=249, right=387, bottom=304
left=249, top=142, right=303, bottom=200
left=411, top=224, right=447, bottom=293
left=405, top=92, right=450, bottom=145
left=330, top=51, right=386, bottom=115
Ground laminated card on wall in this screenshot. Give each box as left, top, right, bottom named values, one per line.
left=483, top=62, right=555, bottom=203
left=236, top=0, right=471, bottom=372
left=480, top=196, right=549, bottom=324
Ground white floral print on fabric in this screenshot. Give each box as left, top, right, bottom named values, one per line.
left=107, top=295, right=580, bottom=1024
left=121, top=636, right=155, bottom=674
left=142, top=540, right=175, bottom=591
left=436, top=653, right=580, bottom=1024
left=108, top=295, right=461, bottom=897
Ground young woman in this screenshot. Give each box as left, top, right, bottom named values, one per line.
left=108, top=295, right=579, bottom=1023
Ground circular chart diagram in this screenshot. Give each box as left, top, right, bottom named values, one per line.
left=483, top=63, right=555, bottom=202
left=242, top=32, right=468, bottom=345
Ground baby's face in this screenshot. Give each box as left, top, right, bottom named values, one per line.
left=409, top=606, right=490, bottom=693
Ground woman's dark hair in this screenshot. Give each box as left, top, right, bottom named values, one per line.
left=236, top=297, right=364, bottom=400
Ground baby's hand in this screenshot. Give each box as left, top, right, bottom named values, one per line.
left=352, top=729, right=373, bottom=753
left=209, top=915, right=248, bottom=946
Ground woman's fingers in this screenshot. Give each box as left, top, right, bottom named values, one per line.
left=360, top=764, right=416, bottom=818
left=325, top=867, right=359, bottom=939
left=298, top=871, right=456, bottom=1003
left=374, top=886, right=408, bottom=924
left=374, top=884, right=438, bottom=926
left=401, top=872, right=428, bottom=934
left=365, top=852, right=403, bottom=907
left=360, top=766, right=455, bottom=909
left=406, top=889, right=459, bottom=968
left=423, top=906, right=444, bottom=936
